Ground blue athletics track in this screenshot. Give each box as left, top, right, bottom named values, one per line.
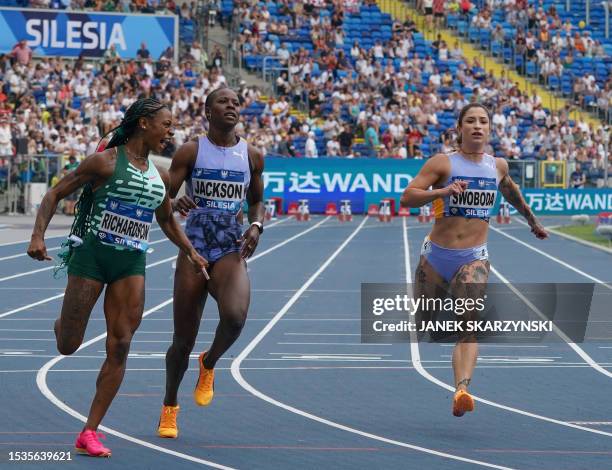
left=0, top=214, right=610, bottom=470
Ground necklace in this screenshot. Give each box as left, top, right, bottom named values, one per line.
left=459, top=146, right=485, bottom=156
left=124, top=147, right=149, bottom=171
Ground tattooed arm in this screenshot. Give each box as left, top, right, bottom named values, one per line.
left=497, top=158, right=548, bottom=240
left=27, top=150, right=114, bottom=261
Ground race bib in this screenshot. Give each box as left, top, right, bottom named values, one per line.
left=421, top=237, right=432, bottom=256
left=192, top=168, right=245, bottom=213
left=474, top=245, right=489, bottom=260
left=448, top=176, right=497, bottom=219
left=97, top=198, right=153, bottom=252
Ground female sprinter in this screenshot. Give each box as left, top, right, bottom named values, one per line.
left=157, top=87, right=265, bottom=439
left=400, top=103, right=548, bottom=417
left=27, top=98, right=208, bottom=456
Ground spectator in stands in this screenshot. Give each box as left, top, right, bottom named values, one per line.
left=0, top=116, right=12, bottom=157
left=570, top=163, right=587, bottom=188
left=305, top=131, right=318, bottom=158
left=338, top=123, right=354, bottom=156
left=326, top=136, right=341, bottom=156
left=137, top=42, right=151, bottom=60
left=423, top=0, right=434, bottom=29
left=277, top=133, right=296, bottom=157
left=10, top=40, right=32, bottom=66
left=433, top=0, right=445, bottom=28
left=364, top=119, right=379, bottom=157
left=104, top=44, right=120, bottom=61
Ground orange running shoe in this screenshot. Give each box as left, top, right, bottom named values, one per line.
left=452, top=389, right=475, bottom=417
left=157, top=405, right=180, bottom=439
left=194, top=351, right=215, bottom=406
left=75, top=430, right=111, bottom=457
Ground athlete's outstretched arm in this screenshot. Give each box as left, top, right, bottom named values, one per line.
left=497, top=159, right=548, bottom=239
left=400, top=154, right=466, bottom=208
left=155, top=167, right=209, bottom=274
left=168, top=140, right=198, bottom=215
left=28, top=151, right=112, bottom=261
left=239, top=145, right=265, bottom=259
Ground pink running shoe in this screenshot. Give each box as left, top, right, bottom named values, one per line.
left=75, top=429, right=112, bottom=457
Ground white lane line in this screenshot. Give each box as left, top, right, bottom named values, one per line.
left=268, top=352, right=392, bottom=356
left=0, top=294, right=66, bottom=319
left=489, top=265, right=612, bottom=380
left=512, top=216, right=612, bottom=254
left=569, top=422, right=612, bottom=426
left=0, top=338, right=55, bottom=341
left=35, top=215, right=325, bottom=468
left=0, top=235, right=66, bottom=247
left=438, top=344, right=549, bottom=348
left=489, top=223, right=612, bottom=290
left=0, top=255, right=176, bottom=318
left=37, top=299, right=236, bottom=470
left=493, top=219, right=612, bottom=377
left=284, top=333, right=361, bottom=336
left=277, top=342, right=393, bottom=346
left=0, top=266, right=56, bottom=282
left=0, top=217, right=292, bottom=316
left=0, top=227, right=166, bottom=254
left=9, top=364, right=612, bottom=374
left=402, top=217, right=612, bottom=439
left=231, top=216, right=515, bottom=470
left=0, top=233, right=173, bottom=283
left=0, top=247, right=61, bottom=262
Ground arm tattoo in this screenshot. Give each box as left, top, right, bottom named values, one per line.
left=498, top=175, right=536, bottom=225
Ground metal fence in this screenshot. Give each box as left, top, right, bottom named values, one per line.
left=0, top=154, right=64, bottom=215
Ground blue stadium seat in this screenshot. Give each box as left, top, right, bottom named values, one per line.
left=548, top=75, right=560, bottom=92
left=526, top=61, right=537, bottom=78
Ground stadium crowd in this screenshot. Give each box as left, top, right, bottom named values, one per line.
left=0, top=0, right=609, bottom=187
left=232, top=0, right=609, bottom=177
left=441, top=0, right=612, bottom=121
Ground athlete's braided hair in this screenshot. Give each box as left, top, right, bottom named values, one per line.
left=54, top=98, right=167, bottom=277
left=104, top=98, right=167, bottom=149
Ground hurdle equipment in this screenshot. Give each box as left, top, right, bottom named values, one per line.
left=418, top=205, right=433, bottom=223
left=398, top=206, right=410, bottom=217
left=339, top=199, right=353, bottom=222
left=264, top=199, right=277, bottom=220
left=367, top=203, right=379, bottom=216
left=379, top=199, right=392, bottom=223
left=287, top=201, right=299, bottom=216
left=325, top=202, right=338, bottom=216
left=296, top=199, right=310, bottom=221
left=496, top=201, right=511, bottom=224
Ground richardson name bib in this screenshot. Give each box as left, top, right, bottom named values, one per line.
left=97, top=198, right=153, bottom=251
left=192, top=168, right=245, bottom=213
left=448, top=176, right=497, bottom=219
